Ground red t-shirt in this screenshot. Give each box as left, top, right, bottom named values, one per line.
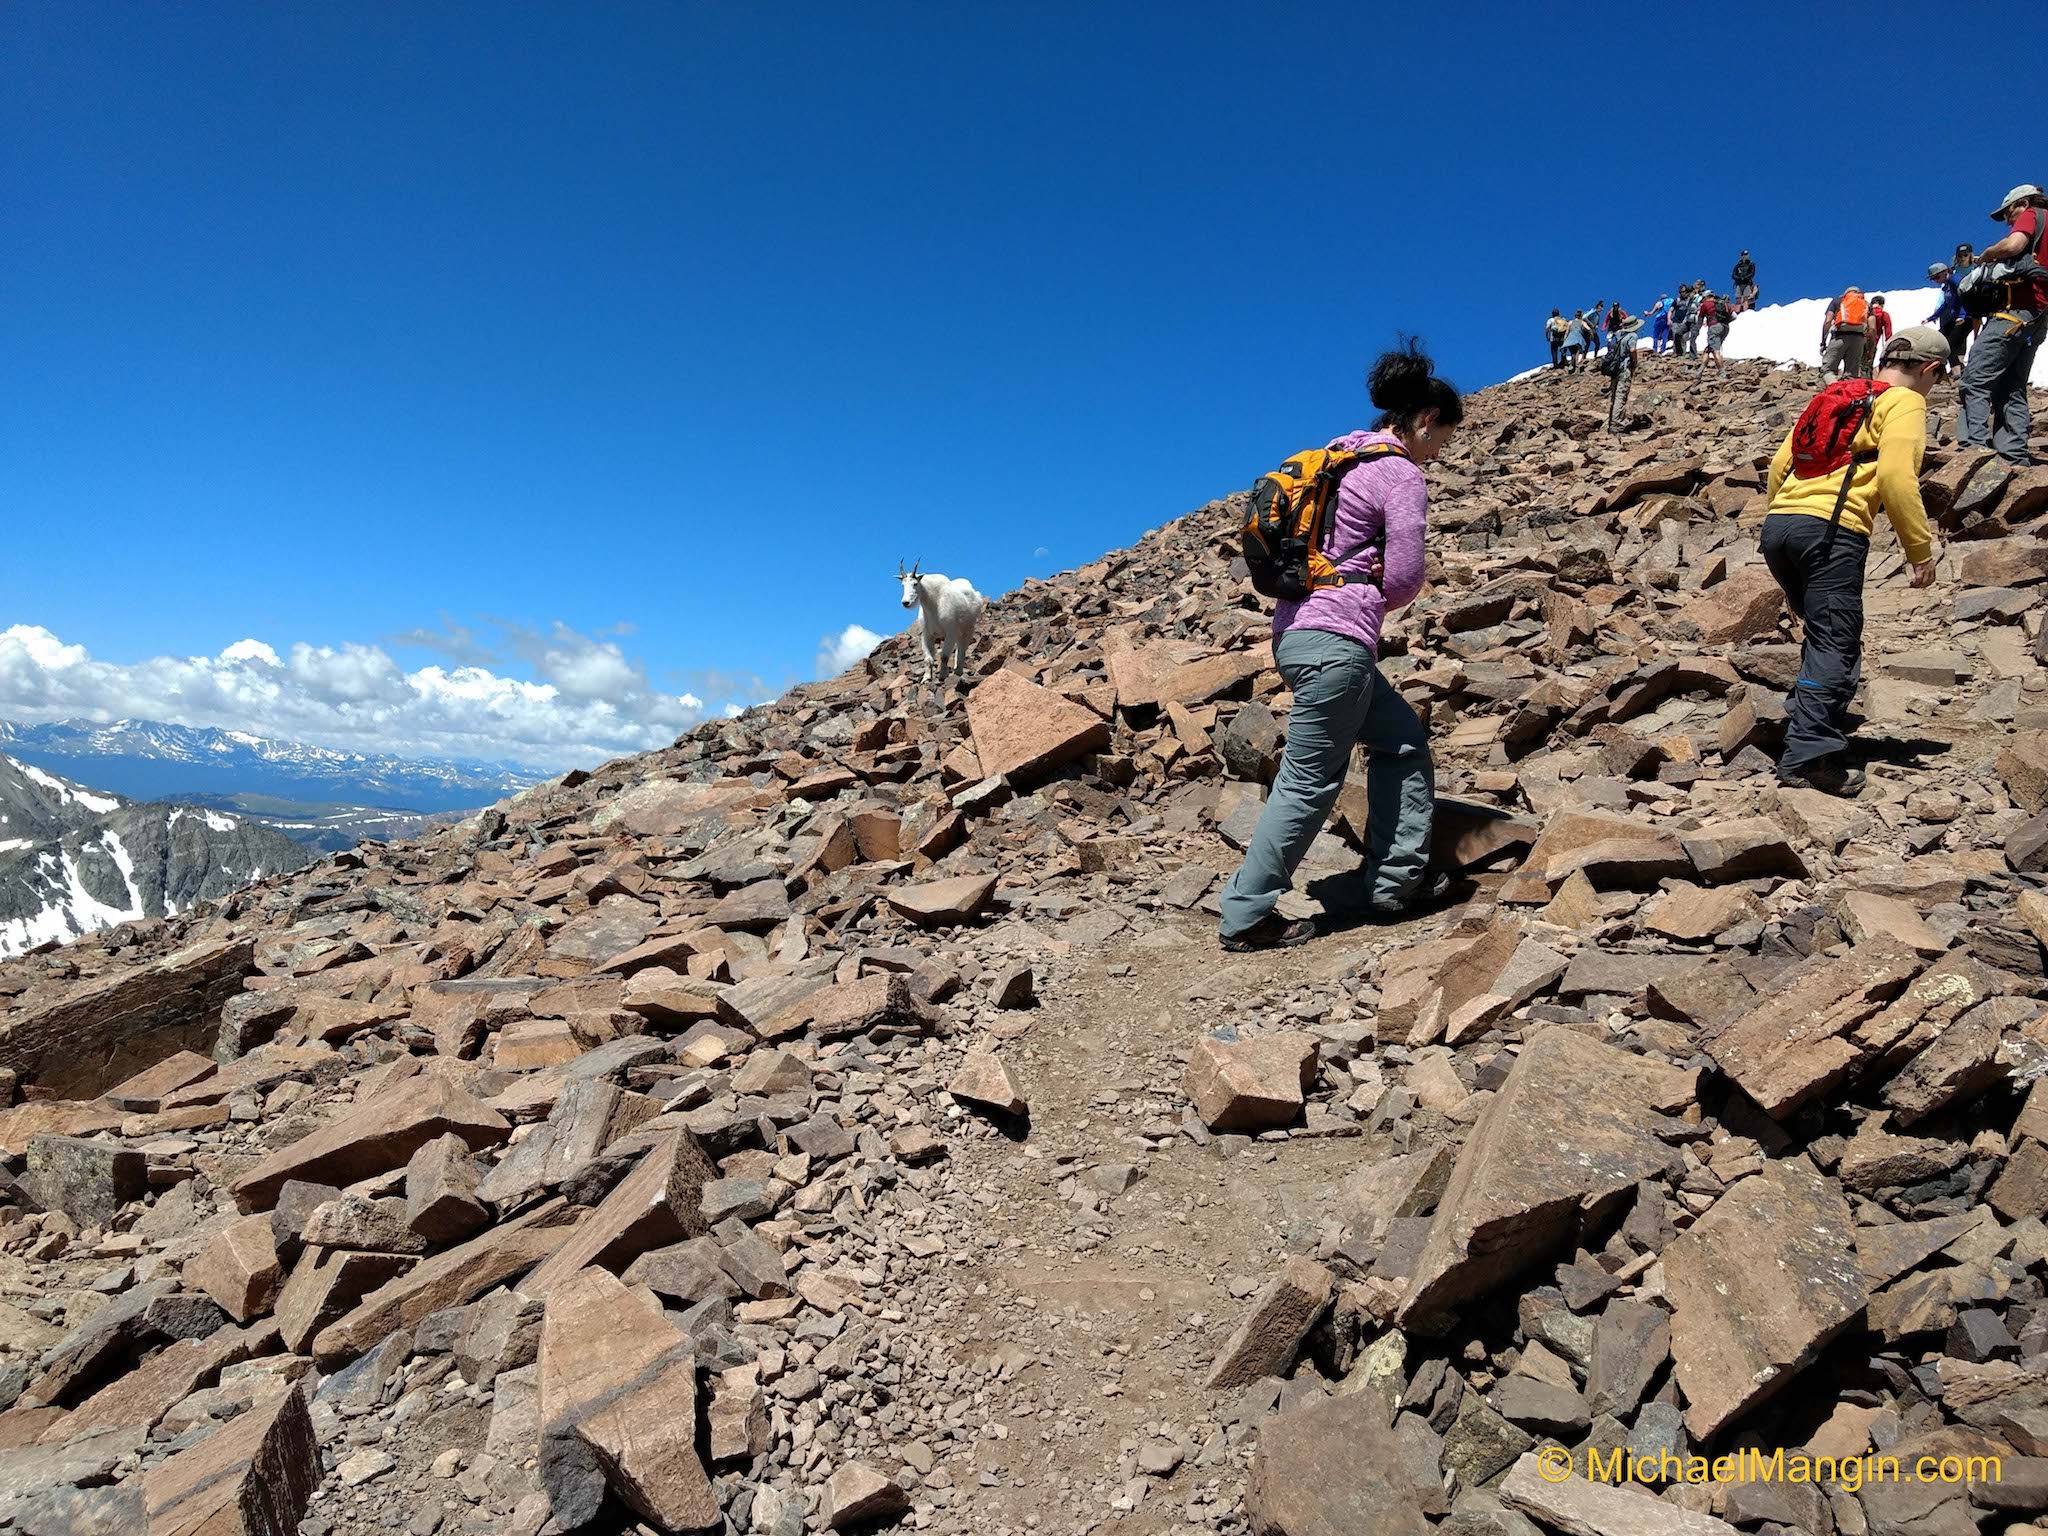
left=2015, top=208, right=2048, bottom=311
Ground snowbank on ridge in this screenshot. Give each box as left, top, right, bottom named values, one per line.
left=1513, top=287, right=2048, bottom=385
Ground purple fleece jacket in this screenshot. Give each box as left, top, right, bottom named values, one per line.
left=1271, top=429, right=1428, bottom=656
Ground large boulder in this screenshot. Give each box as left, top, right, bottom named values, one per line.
left=1663, top=1159, right=1865, bottom=1439
left=1398, top=1028, right=1695, bottom=1330
left=965, top=669, right=1111, bottom=782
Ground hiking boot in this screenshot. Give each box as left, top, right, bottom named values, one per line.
left=1777, top=762, right=1866, bottom=798
left=1218, top=914, right=1316, bottom=952
left=1367, top=871, right=1454, bottom=920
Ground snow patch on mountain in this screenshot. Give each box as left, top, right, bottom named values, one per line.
left=0, top=754, right=314, bottom=956
left=17, top=760, right=118, bottom=814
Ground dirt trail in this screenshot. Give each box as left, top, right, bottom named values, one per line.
left=908, top=908, right=1428, bottom=1534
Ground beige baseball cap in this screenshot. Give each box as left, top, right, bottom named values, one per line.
left=1992, top=183, right=2045, bottom=218
left=1884, top=326, right=1952, bottom=365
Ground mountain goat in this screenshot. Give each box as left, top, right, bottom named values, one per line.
left=898, top=559, right=985, bottom=683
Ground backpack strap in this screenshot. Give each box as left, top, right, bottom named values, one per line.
left=1322, top=443, right=1416, bottom=585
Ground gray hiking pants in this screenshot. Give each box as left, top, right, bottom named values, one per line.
left=1821, top=327, right=1866, bottom=379
left=1959, top=307, right=2044, bottom=463
left=1217, top=626, right=1434, bottom=936
left=1607, top=367, right=1632, bottom=432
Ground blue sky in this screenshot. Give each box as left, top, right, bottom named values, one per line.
left=0, top=1, right=2022, bottom=766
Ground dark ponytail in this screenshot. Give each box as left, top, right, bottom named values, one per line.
left=1368, top=337, right=1464, bottom=434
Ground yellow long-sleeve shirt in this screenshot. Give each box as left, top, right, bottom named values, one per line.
left=1766, top=385, right=1934, bottom=566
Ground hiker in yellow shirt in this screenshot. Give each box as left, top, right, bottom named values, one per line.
left=1759, top=325, right=1948, bottom=797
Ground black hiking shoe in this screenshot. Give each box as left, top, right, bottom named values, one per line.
left=1777, top=762, right=1866, bottom=798
left=1219, top=915, right=1316, bottom=952
left=1367, top=871, right=1454, bottom=920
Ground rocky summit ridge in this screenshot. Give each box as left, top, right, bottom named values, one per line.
left=0, top=358, right=2046, bottom=1536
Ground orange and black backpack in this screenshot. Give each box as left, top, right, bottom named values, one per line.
left=1835, top=290, right=1870, bottom=328
left=1240, top=443, right=1410, bottom=601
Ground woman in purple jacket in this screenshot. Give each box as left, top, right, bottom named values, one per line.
left=1218, top=341, right=1463, bottom=951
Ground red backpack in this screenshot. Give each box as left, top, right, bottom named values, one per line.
left=1785, top=379, right=1889, bottom=543
left=1790, top=379, right=1890, bottom=480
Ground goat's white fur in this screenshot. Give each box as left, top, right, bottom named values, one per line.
left=899, top=567, right=985, bottom=682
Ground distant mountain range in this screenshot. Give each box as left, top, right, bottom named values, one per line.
left=0, top=753, right=315, bottom=956
left=0, top=718, right=546, bottom=813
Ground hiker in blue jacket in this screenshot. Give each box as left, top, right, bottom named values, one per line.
left=1926, top=262, right=1971, bottom=368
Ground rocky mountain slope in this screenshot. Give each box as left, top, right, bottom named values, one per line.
left=0, top=718, right=544, bottom=813
left=0, top=755, right=315, bottom=957
left=0, top=357, right=2045, bottom=1536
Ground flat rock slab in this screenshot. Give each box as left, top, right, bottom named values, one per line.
left=538, top=1267, right=715, bottom=1532
left=1671, top=564, right=1784, bottom=645
left=1501, top=1452, right=1739, bottom=1536
left=1854, top=1208, right=1994, bottom=1289
left=1663, top=1158, right=1866, bottom=1440
left=1245, top=1388, right=1428, bottom=1536
left=312, top=1199, right=581, bottom=1368
left=1398, top=1027, right=1694, bottom=1331
left=101, top=1049, right=217, bottom=1114
left=183, top=1212, right=283, bottom=1322
left=588, top=777, right=758, bottom=838
left=1677, top=816, right=1806, bottom=882
left=26, top=1280, right=226, bottom=1411
left=1702, top=940, right=1921, bottom=1119
left=230, top=1068, right=510, bottom=1214
left=966, top=668, right=1112, bottom=783
left=1206, top=1255, right=1334, bottom=1390
left=518, top=1132, right=717, bottom=1300
left=45, top=1319, right=274, bottom=1444
left=887, top=874, right=998, bottom=928
left=141, top=1381, right=319, bottom=1536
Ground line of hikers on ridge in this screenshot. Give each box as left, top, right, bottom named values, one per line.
left=1544, top=251, right=1758, bottom=376
left=1214, top=182, right=2046, bottom=951
left=1544, top=186, right=2046, bottom=456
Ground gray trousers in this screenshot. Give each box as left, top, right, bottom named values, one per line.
left=1217, top=626, right=1434, bottom=935
left=1959, top=308, right=2044, bottom=463
left=1821, top=328, right=1866, bottom=379
left=1607, top=367, right=1632, bottom=432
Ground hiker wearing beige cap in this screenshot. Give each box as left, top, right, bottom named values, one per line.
left=1958, top=184, right=2048, bottom=464
left=1759, top=326, right=1950, bottom=797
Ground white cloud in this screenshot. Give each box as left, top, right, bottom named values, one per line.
left=219, top=638, right=281, bottom=666
left=816, top=623, right=884, bottom=678
left=0, top=622, right=724, bottom=770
